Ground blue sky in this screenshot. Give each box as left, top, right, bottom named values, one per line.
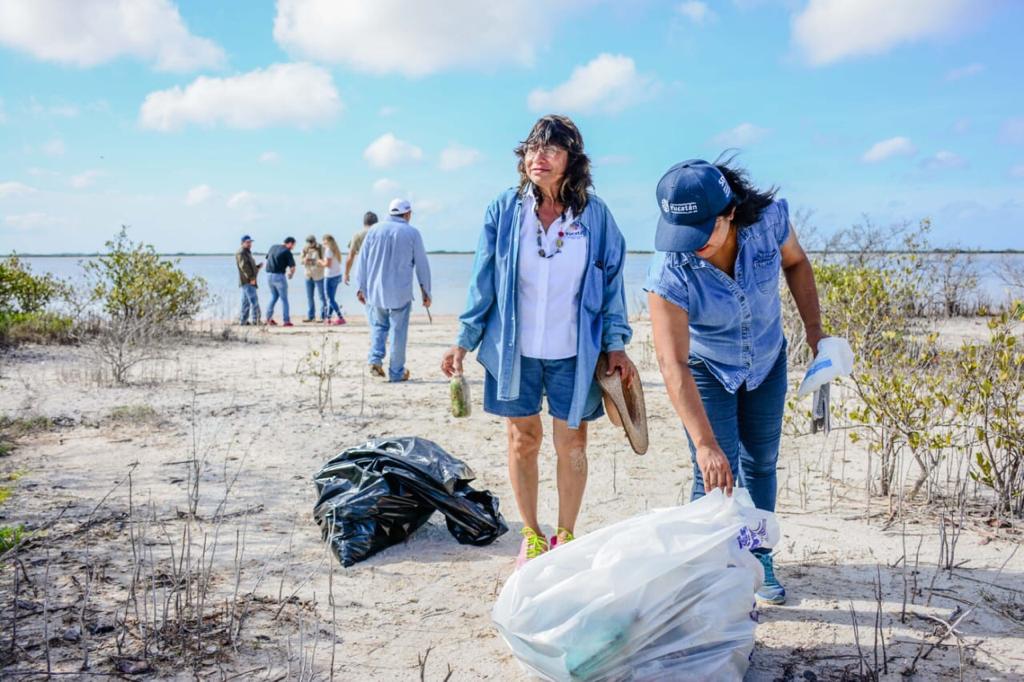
left=1, top=0, right=1023, bottom=254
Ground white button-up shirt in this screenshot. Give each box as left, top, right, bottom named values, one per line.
left=516, top=192, right=588, bottom=360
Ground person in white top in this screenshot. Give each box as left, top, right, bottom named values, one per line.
left=442, top=115, right=636, bottom=568
left=319, top=233, right=347, bottom=325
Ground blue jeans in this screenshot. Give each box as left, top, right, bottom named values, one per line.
left=305, top=278, right=326, bottom=320
left=266, top=273, right=290, bottom=323
left=239, top=284, right=260, bottom=324
left=324, top=275, right=344, bottom=320
left=685, top=345, right=787, bottom=512
left=367, top=303, right=411, bottom=381
left=483, top=356, right=603, bottom=422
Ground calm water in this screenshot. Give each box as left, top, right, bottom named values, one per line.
left=14, top=252, right=1024, bottom=320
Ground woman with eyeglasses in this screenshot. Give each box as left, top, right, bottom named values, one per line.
left=441, top=115, right=636, bottom=568
left=644, top=156, right=824, bottom=605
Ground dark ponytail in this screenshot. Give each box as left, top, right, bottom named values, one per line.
left=714, top=152, right=777, bottom=228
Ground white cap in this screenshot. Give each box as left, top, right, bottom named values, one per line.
left=388, top=198, right=411, bottom=216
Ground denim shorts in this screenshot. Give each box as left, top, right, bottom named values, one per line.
left=484, top=356, right=604, bottom=422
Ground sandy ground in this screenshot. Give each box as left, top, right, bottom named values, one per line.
left=1, top=314, right=1022, bottom=680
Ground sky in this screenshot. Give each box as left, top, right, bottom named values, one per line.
left=1, top=0, right=1023, bottom=254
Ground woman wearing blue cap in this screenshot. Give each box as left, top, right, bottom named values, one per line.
left=441, top=115, right=635, bottom=568
left=644, top=157, right=824, bottom=605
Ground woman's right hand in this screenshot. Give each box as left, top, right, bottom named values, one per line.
left=441, top=346, right=468, bottom=378
left=694, top=443, right=734, bottom=495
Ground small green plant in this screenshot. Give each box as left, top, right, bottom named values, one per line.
left=108, top=404, right=160, bottom=424
left=0, top=486, right=10, bottom=504
left=0, top=523, right=26, bottom=552
left=296, top=334, right=345, bottom=414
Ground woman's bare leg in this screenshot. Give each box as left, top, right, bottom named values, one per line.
left=553, top=418, right=588, bottom=534
left=507, top=415, right=544, bottom=535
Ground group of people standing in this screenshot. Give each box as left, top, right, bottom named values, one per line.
left=440, top=114, right=824, bottom=606
left=234, top=201, right=432, bottom=383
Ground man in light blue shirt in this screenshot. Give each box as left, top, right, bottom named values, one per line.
left=356, top=198, right=432, bottom=382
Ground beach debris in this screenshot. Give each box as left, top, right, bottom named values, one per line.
left=313, top=437, right=508, bottom=567
left=493, top=488, right=779, bottom=681
left=449, top=375, right=472, bottom=418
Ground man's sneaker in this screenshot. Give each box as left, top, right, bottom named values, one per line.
left=282, top=321, right=294, bottom=328
left=515, top=527, right=549, bottom=569
left=333, top=317, right=347, bottom=326
left=302, top=318, right=314, bottom=323
left=550, top=527, right=575, bottom=549
left=391, top=369, right=411, bottom=382
left=369, top=364, right=385, bottom=378
left=267, top=319, right=277, bottom=326
left=753, top=549, right=786, bottom=605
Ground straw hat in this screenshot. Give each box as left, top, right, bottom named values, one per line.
left=595, top=354, right=649, bottom=455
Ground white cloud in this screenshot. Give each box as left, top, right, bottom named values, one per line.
left=363, top=133, right=423, bottom=169
left=5, top=212, right=52, bottom=231
left=185, top=184, right=214, bottom=206
left=28, top=97, right=79, bottom=117
left=945, top=63, right=984, bottom=81
left=438, top=144, right=482, bottom=171
left=0, top=181, right=35, bottom=198
left=259, top=151, right=280, bottom=163
left=920, top=150, right=967, bottom=170
left=711, top=122, right=770, bottom=147
left=677, top=1, right=714, bottom=24
left=861, top=136, right=916, bottom=163
left=792, top=0, right=974, bottom=66
left=527, top=53, right=658, bottom=115
left=42, top=138, right=65, bottom=157
left=273, top=0, right=546, bottom=76
left=227, top=191, right=256, bottom=210
left=1000, top=118, right=1024, bottom=145
left=0, top=0, right=224, bottom=72
left=70, top=169, right=103, bottom=188
left=139, top=63, right=342, bottom=132
left=372, top=178, right=402, bottom=196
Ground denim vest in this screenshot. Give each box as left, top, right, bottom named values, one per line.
left=644, top=199, right=791, bottom=393
left=456, top=188, right=633, bottom=428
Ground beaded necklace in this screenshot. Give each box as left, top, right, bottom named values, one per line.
left=535, top=204, right=567, bottom=259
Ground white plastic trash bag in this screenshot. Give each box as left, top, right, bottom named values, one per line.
left=492, top=488, right=780, bottom=681
left=796, top=336, right=855, bottom=398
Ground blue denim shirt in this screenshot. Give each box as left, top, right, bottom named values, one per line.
left=457, top=188, right=633, bottom=428
left=644, top=199, right=791, bottom=393
left=356, top=216, right=432, bottom=309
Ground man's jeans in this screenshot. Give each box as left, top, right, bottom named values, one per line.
left=239, top=284, right=260, bottom=324
left=266, top=273, right=290, bottom=323
left=305, top=277, right=326, bottom=320
left=685, top=346, right=787, bottom=512
left=367, top=302, right=411, bottom=381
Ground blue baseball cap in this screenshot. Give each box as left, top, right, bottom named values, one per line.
left=240, top=234, right=252, bottom=243
left=654, top=159, right=733, bottom=252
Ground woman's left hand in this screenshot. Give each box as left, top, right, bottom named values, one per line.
left=605, top=350, right=637, bottom=388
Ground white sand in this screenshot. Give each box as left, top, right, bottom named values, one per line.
left=1, top=315, right=1021, bottom=679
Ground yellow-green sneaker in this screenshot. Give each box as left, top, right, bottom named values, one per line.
left=515, top=527, right=549, bottom=568
left=550, top=527, right=575, bottom=548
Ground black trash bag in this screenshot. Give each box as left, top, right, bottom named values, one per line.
left=313, top=436, right=508, bottom=567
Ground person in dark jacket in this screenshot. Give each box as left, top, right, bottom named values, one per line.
left=265, top=237, right=297, bottom=326
left=235, top=235, right=262, bottom=325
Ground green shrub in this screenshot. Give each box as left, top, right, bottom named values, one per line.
left=84, top=226, right=207, bottom=326
left=0, top=256, right=70, bottom=346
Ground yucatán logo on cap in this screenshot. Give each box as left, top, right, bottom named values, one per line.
left=661, top=197, right=699, bottom=215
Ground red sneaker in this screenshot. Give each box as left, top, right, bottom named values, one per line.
left=282, top=321, right=294, bottom=327
left=333, top=317, right=347, bottom=326
left=267, top=319, right=277, bottom=326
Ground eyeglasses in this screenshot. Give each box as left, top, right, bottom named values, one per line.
left=526, top=143, right=566, bottom=158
